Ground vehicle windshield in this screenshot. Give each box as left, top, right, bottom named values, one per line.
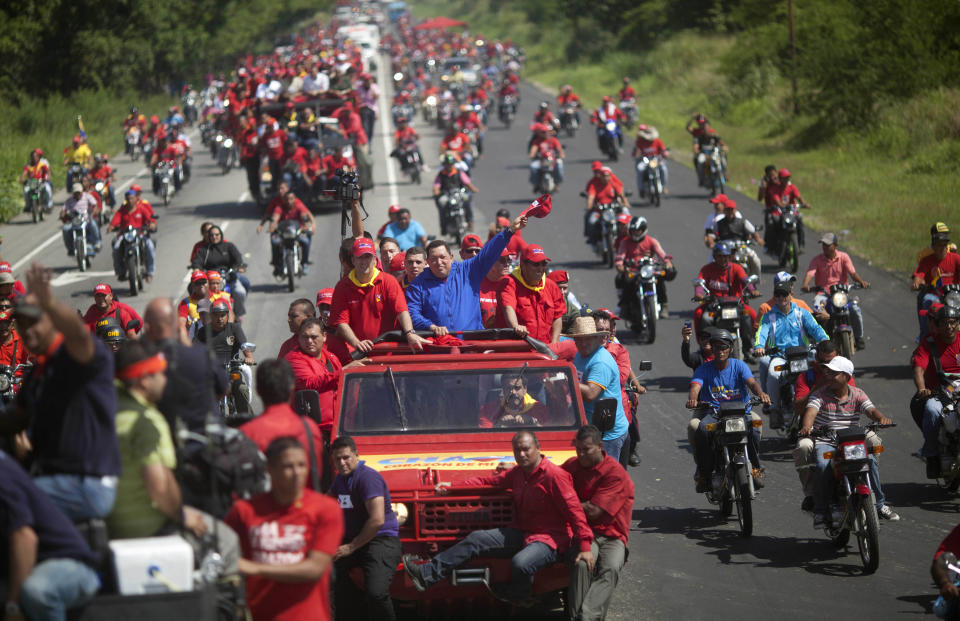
left=340, top=366, right=580, bottom=435
left=442, top=58, right=471, bottom=72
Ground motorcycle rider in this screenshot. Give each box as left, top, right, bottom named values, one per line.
left=767, top=168, right=808, bottom=251
left=693, top=242, right=758, bottom=341
left=455, top=104, right=485, bottom=155
left=392, top=117, right=424, bottom=172
left=686, top=329, right=770, bottom=492
left=169, top=122, right=193, bottom=182
left=618, top=77, right=637, bottom=102
left=709, top=199, right=763, bottom=281
left=532, top=101, right=557, bottom=130
left=590, top=96, right=625, bottom=151
left=108, top=190, right=157, bottom=283
left=60, top=183, right=101, bottom=257
left=194, top=299, right=254, bottom=408
left=527, top=123, right=564, bottom=191
left=752, top=277, right=829, bottom=429
left=757, top=165, right=779, bottom=248
left=89, top=153, right=116, bottom=208
left=913, top=223, right=960, bottom=337
left=267, top=191, right=316, bottom=278
left=614, top=217, right=675, bottom=319
left=632, top=125, right=669, bottom=197
left=62, top=135, right=92, bottom=190
left=557, top=84, right=582, bottom=126
left=19, top=148, right=53, bottom=212
left=584, top=164, right=629, bottom=250
left=800, top=232, right=870, bottom=350
left=797, top=356, right=899, bottom=526
left=433, top=154, right=479, bottom=231
left=439, top=124, right=474, bottom=170
left=911, top=305, right=960, bottom=479
left=94, top=316, right=126, bottom=353
left=149, top=135, right=184, bottom=194
left=191, top=224, right=249, bottom=315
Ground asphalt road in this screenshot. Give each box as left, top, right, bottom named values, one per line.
left=1, top=56, right=951, bottom=618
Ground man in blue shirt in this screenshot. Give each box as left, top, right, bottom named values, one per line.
left=686, top=329, right=770, bottom=492
left=406, top=215, right=527, bottom=334
left=382, top=208, right=427, bottom=251
left=752, top=275, right=828, bottom=429
left=329, top=436, right=401, bottom=621
left=568, top=316, right=629, bottom=465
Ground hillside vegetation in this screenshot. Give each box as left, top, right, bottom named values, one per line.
left=413, top=0, right=960, bottom=272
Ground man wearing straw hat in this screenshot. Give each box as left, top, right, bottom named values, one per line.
left=632, top=124, right=669, bottom=197
left=566, top=316, right=629, bottom=466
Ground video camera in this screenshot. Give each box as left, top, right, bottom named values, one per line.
left=335, top=168, right=361, bottom=202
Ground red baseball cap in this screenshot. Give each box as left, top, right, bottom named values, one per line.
left=388, top=204, right=402, bottom=214
left=496, top=216, right=510, bottom=227
left=389, top=251, right=406, bottom=272
left=461, top=234, right=483, bottom=250
left=190, top=270, right=208, bottom=283
left=546, top=270, right=569, bottom=284
left=131, top=184, right=142, bottom=193
left=352, top=238, right=376, bottom=257
left=591, top=160, right=604, bottom=171
left=316, top=288, right=334, bottom=306
left=596, top=307, right=622, bottom=320
left=778, top=168, right=791, bottom=178
left=708, top=193, right=728, bottom=204
left=521, top=244, right=550, bottom=263
left=0, top=262, right=11, bottom=274
left=722, top=198, right=737, bottom=210
left=94, top=283, right=112, bottom=295
left=206, top=271, right=222, bottom=281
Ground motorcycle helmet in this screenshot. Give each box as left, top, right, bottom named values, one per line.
left=712, top=241, right=732, bottom=257
left=442, top=154, right=457, bottom=166
left=130, top=106, right=138, bottom=115
left=708, top=328, right=735, bottom=348
left=32, top=148, right=43, bottom=157
left=937, top=305, right=960, bottom=322
left=95, top=317, right=126, bottom=350
left=539, top=101, right=549, bottom=110
left=94, top=153, right=104, bottom=164
left=628, top=216, right=648, bottom=240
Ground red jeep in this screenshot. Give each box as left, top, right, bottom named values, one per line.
left=332, top=330, right=588, bottom=613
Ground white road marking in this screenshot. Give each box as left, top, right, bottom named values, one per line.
left=376, top=54, right=400, bottom=207
left=50, top=270, right=115, bottom=288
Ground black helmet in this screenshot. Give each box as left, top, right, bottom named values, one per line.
left=708, top=328, right=735, bottom=347
left=937, top=305, right=960, bottom=322
left=130, top=106, right=138, bottom=115
left=628, top=216, right=648, bottom=238
left=496, top=208, right=510, bottom=219
left=95, top=317, right=126, bottom=344
left=539, top=101, right=549, bottom=110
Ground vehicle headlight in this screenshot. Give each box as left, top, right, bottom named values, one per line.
left=720, top=307, right=739, bottom=320
left=639, top=265, right=655, bottom=279
left=391, top=502, right=410, bottom=526
left=789, top=359, right=809, bottom=374
left=0, top=375, right=11, bottom=393
left=842, top=442, right=867, bottom=461
left=831, top=292, right=848, bottom=308
left=72, top=215, right=83, bottom=226
left=426, top=96, right=437, bottom=106
left=215, top=134, right=224, bottom=142
left=601, top=209, right=616, bottom=223
left=723, top=417, right=746, bottom=433
left=947, top=292, right=960, bottom=308
left=223, top=138, right=233, bottom=148
left=95, top=182, right=104, bottom=192
left=649, top=158, right=659, bottom=168
left=123, top=230, right=137, bottom=242
left=605, top=120, right=617, bottom=131
left=393, top=72, right=404, bottom=82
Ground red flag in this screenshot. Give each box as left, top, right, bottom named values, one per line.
left=521, top=194, right=553, bottom=219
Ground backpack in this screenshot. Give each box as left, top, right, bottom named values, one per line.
left=178, top=425, right=268, bottom=519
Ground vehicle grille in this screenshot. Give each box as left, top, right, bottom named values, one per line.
left=419, top=498, right=513, bottom=537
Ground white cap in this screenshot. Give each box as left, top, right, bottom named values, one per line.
left=773, top=271, right=797, bottom=287
left=824, top=355, right=854, bottom=377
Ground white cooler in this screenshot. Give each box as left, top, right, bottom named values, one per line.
left=108, top=535, right=194, bottom=595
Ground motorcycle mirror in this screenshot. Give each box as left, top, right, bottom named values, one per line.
left=637, top=360, right=653, bottom=372
left=241, top=342, right=256, bottom=353
left=691, top=278, right=707, bottom=287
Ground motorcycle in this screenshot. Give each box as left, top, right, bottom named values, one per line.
left=125, top=127, right=142, bottom=161
left=619, top=98, right=638, bottom=128
left=597, top=119, right=621, bottom=161
left=921, top=377, right=960, bottom=492
left=699, top=139, right=726, bottom=196
left=218, top=136, right=237, bottom=174
left=0, top=363, right=32, bottom=404
left=696, top=397, right=764, bottom=537
left=730, top=239, right=761, bottom=281
left=422, top=95, right=438, bottom=123
left=183, top=93, right=199, bottom=126
left=559, top=103, right=580, bottom=137
left=693, top=276, right=760, bottom=360
left=636, top=155, right=664, bottom=207
left=437, top=99, right=455, bottom=131
left=814, top=422, right=893, bottom=574
left=219, top=344, right=256, bottom=424
left=621, top=257, right=667, bottom=343
left=154, top=161, right=176, bottom=206
left=24, top=178, right=46, bottom=223
left=768, top=344, right=815, bottom=440
left=436, top=188, right=469, bottom=246
left=117, top=225, right=148, bottom=296
left=533, top=150, right=557, bottom=194
left=391, top=102, right=415, bottom=126
left=814, top=283, right=864, bottom=359
left=393, top=139, right=423, bottom=185
left=65, top=163, right=85, bottom=192
left=68, top=212, right=92, bottom=272
left=774, top=201, right=806, bottom=273
left=277, top=220, right=305, bottom=293
left=92, top=180, right=112, bottom=226
left=141, top=137, right=154, bottom=165
left=498, top=94, right=516, bottom=128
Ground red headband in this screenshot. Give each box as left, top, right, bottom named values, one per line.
left=116, top=353, right=167, bottom=381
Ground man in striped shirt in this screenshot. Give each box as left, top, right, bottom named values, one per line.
left=797, top=356, right=898, bottom=527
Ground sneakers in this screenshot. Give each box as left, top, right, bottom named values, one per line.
left=628, top=450, right=641, bottom=467
left=751, top=467, right=765, bottom=489
left=813, top=513, right=826, bottom=529
left=927, top=458, right=942, bottom=479
left=401, top=554, right=427, bottom=593
left=658, top=304, right=669, bottom=319
left=769, top=409, right=784, bottom=430
left=878, top=505, right=900, bottom=521
left=800, top=496, right=814, bottom=512
left=855, top=337, right=866, bottom=350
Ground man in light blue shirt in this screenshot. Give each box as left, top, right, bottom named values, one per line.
left=752, top=273, right=828, bottom=428
left=569, top=317, right=629, bottom=466
left=382, top=208, right=427, bottom=250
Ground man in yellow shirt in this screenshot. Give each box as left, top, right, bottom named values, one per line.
left=62, top=135, right=92, bottom=191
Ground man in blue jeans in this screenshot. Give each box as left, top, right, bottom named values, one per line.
left=0, top=263, right=121, bottom=521
left=0, top=450, right=101, bottom=620
left=403, top=431, right=594, bottom=604
left=567, top=316, right=629, bottom=465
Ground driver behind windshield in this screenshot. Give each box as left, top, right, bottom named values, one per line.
left=479, top=373, right=549, bottom=428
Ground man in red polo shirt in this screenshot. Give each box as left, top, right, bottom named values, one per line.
left=284, top=318, right=347, bottom=434
left=277, top=298, right=315, bottom=359
left=330, top=238, right=427, bottom=354
left=498, top=244, right=565, bottom=343
left=480, top=247, right=513, bottom=328
left=82, top=283, right=142, bottom=337
left=403, top=431, right=594, bottom=604
left=694, top=242, right=758, bottom=337
left=563, top=425, right=634, bottom=620
left=260, top=117, right=287, bottom=194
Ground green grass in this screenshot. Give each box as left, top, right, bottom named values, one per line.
left=411, top=0, right=960, bottom=273
left=0, top=90, right=176, bottom=222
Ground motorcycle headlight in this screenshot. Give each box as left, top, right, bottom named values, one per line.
left=831, top=291, right=849, bottom=308
left=720, top=307, right=739, bottom=320
left=0, top=375, right=11, bottom=393
left=601, top=209, right=616, bottom=223
left=841, top=441, right=867, bottom=461
left=789, top=359, right=809, bottom=374
left=639, top=265, right=655, bottom=279
left=426, top=96, right=437, bottom=105
left=649, top=158, right=659, bottom=168
left=605, top=120, right=617, bottom=131
left=94, top=182, right=104, bottom=192
left=223, top=138, right=233, bottom=148
left=946, top=292, right=960, bottom=308
left=438, top=195, right=450, bottom=206
left=123, top=230, right=137, bottom=242
left=393, top=72, right=404, bottom=82
left=215, top=134, right=224, bottom=142
left=723, top=417, right=746, bottom=433
left=281, top=228, right=296, bottom=240
left=72, top=214, right=83, bottom=226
